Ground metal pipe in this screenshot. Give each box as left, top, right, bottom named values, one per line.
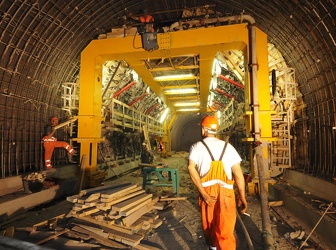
left=245, top=14, right=275, bottom=249
left=23, top=125, right=26, bottom=173
left=29, top=123, right=32, bottom=171
left=102, top=61, right=121, bottom=98
left=128, top=92, right=148, bottom=106
left=8, top=128, right=12, bottom=176
left=145, top=103, right=160, bottom=115
left=170, top=14, right=256, bottom=31
left=298, top=202, right=333, bottom=250
left=256, top=146, right=274, bottom=249
left=1, top=125, right=4, bottom=178
left=213, top=100, right=226, bottom=109
left=15, top=127, right=18, bottom=175
left=219, top=75, right=245, bottom=89
left=113, top=81, right=136, bottom=98
left=236, top=212, right=254, bottom=250
left=215, top=87, right=237, bottom=100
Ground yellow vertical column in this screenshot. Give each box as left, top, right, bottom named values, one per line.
left=75, top=43, right=104, bottom=173
left=255, top=28, right=275, bottom=179
left=255, top=28, right=273, bottom=141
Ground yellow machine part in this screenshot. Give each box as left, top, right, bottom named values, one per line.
left=76, top=23, right=274, bottom=175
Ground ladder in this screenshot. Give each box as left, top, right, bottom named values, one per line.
left=270, top=68, right=297, bottom=177
left=61, top=82, right=79, bottom=116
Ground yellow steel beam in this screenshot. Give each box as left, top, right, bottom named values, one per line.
left=77, top=23, right=274, bottom=173
left=255, top=28, right=273, bottom=140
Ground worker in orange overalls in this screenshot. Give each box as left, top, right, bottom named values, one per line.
left=42, top=117, right=76, bottom=169
left=130, top=9, right=154, bottom=33
left=187, top=115, right=247, bottom=250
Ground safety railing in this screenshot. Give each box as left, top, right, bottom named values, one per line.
left=108, top=99, right=164, bottom=136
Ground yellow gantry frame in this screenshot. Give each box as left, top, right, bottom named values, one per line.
left=76, top=23, right=273, bottom=172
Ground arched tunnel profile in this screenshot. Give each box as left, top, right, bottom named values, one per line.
left=0, top=1, right=335, bottom=250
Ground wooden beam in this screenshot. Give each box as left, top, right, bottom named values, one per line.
left=112, top=194, right=153, bottom=212
left=80, top=182, right=132, bottom=196
left=121, top=197, right=159, bottom=227
left=71, top=225, right=127, bottom=249
left=35, top=228, right=70, bottom=245
left=120, top=197, right=152, bottom=216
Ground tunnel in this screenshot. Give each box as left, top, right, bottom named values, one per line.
left=0, top=1, right=335, bottom=249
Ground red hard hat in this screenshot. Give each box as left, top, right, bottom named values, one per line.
left=51, top=117, right=58, bottom=122
left=201, top=115, right=218, bottom=132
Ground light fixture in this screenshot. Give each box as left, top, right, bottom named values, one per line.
left=154, top=73, right=196, bottom=81
left=217, top=110, right=222, bottom=125
left=212, top=59, right=222, bottom=77
left=208, top=92, right=214, bottom=106
left=177, top=108, right=200, bottom=112
left=174, top=101, right=199, bottom=107
left=210, top=77, right=218, bottom=90
left=164, top=88, right=197, bottom=95
left=132, top=70, right=139, bottom=82
left=160, top=108, right=169, bottom=123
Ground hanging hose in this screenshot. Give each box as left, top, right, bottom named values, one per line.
left=236, top=211, right=254, bottom=250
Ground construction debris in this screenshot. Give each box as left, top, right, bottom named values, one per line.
left=22, top=172, right=46, bottom=193
left=19, top=182, right=178, bottom=249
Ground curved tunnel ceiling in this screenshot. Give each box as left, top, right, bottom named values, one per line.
left=0, top=0, right=335, bottom=141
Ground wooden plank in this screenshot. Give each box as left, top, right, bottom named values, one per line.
left=78, top=155, right=86, bottom=194
left=121, top=197, right=159, bottom=227
left=75, top=208, right=100, bottom=218
left=100, top=184, right=138, bottom=199
left=137, top=227, right=152, bottom=236
left=135, top=242, right=162, bottom=250
left=159, top=197, right=187, bottom=201
left=65, top=230, right=91, bottom=241
left=72, top=203, right=95, bottom=211
left=80, top=182, right=132, bottom=196
left=4, top=226, right=14, bottom=238
left=269, top=200, right=284, bottom=207
left=101, top=189, right=145, bottom=207
left=129, top=219, right=144, bottom=231
left=183, top=222, right=197, bottom=236
left=107, top=212, right=122, bottom=220
left=120, top=197, right=152, bottom=216
left=32, top=214, right=65, bottom=231
left=107, top=228, right=143, bottom=247
left=74, top=216, right=134, bottom=235
left=112, top=193, right=153, bottom=212
left=142, top=213, right=159, bottom=221
left=35, top=228, right=70, bottom=245
left=72, top=225, right=127, bottom=249
left=165, top=200, right=178, bottom=209
left=67, top=194, right=80, bottom=203
left=84, top=193, right=101, bottom=202
left=152, top=201, right=165, bottom=210
left=151, top=219, right=163, bottom=229
left=142, top=125, right=151, bottom=150
left=77, top=193, right=100, bottom=204
left=101, top=186, right=143, bottom=202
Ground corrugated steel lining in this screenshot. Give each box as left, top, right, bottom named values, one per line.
left=0, top=0, right=335, bottom=181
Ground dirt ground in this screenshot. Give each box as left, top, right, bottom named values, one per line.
left=2, top=152, right=318, bottom=249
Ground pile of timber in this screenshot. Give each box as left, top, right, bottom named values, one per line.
left=6, top=183, right=188, bottom=249
left=64, top=182, right=164, bottom=249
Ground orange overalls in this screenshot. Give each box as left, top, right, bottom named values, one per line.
left=199, top=141, right=236, bottom=250
left=139, top=15, right=154, bottom=32
left=42, top=136, right=75, bottom=169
